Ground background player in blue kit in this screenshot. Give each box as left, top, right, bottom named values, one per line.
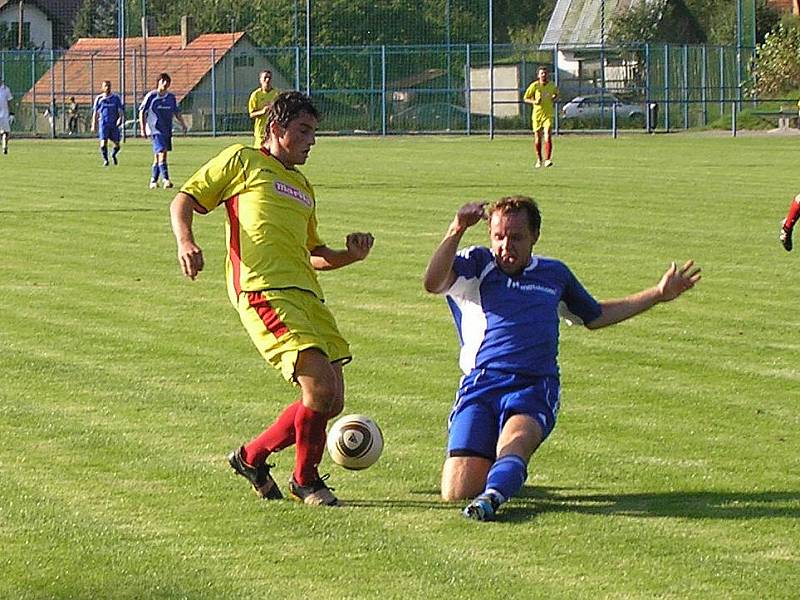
left=423, top=197, right=701, bottom=521
left=139, top=73, right=188, bottom=189
left=91, top=80, right=124, bottom=166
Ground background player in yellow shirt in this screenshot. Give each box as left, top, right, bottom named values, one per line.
left=523, top=66, right=559, bottom=168
left=248, top=70, right=279, bottom=147
left=170, top=92, right=374, bottom=506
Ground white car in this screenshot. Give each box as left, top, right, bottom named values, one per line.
left=561, top=94, right=645, bottom=122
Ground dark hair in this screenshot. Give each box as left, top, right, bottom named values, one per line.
left=268, top=91, right=319, bottom=129
left=487, top=196, right=541, bottom=234
left=158, top=72, right=171, bottom=85
left=260, top=70, right=272, bottom=78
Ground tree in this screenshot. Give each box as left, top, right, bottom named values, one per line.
left=72, top=0, right=118, bottom=40
left=750, top=24, right=800, bottom=96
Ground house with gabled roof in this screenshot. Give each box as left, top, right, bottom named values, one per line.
left=22, top=23, right=291, bottom=134
left=0, top=0, right=83, bottom=48
left=540, top=0, right=702, bottom=93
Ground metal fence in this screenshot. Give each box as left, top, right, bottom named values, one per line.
left=0, top=41, right=765, bottom=138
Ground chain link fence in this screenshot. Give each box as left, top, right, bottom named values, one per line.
left=1, top=40, right=763, bottom=137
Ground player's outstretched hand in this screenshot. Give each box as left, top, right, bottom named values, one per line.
left=345, top=232, right=375, bottom=261
left=177, top=240, right=205, bottom=280
left=454, top=202, right=487, bottom=232
left=657, top=260, right=701, bottom=302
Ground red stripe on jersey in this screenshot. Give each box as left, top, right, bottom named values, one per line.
left=247, top=291, right=289, bottom=338
left=225, top=194, right=242, bottom=296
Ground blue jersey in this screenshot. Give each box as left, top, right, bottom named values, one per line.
left=93, top=93, right=124, bottom=127
left=139, top=90, right=180, bottom=137
left=445, top=246, right=602, bottom=377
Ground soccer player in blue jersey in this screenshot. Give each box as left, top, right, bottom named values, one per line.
left=139, top=73, right=188, bottom=189
left=424, top=197, right=701, bottom=521
left=91, top=80, right=124, bottom=166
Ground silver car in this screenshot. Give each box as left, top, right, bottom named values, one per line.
left=561, top=94, right=645, bottom=122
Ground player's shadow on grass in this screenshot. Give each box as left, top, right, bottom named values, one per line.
left=501, top=487, right=800, bottom=523
left=347, top=488, right=800, bottom=522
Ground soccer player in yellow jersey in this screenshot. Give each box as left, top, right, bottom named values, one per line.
left=170, top=92, right=374, bottom=506
left=248, top=70, right=280, bottom=147
left=523, top=66, right=559, bottom=168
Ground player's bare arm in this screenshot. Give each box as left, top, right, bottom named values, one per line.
left=175, top=112, right=188, bottom=134
left=309, top=232, right=375, bottom=270
left=139, top=110, right=146, bottom=137
left=170, top=192, right=205, bottom=280
left=423, top=202, right=486, bottom=294
left=585, top=260, right=701, bottom=329
left=91, top=110, right=97, bottom=133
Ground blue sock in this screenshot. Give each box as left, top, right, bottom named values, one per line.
left=100, top=146, right=108, bottom=162
left=484, top=454, right=528, bottom=504
left=151, top=164, right=159, bottom=182
left=111, top=146, right=120, bottom=159
left=159, top=161, right=170, bottom=181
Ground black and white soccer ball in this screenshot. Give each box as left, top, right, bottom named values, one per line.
left=326, top=414, right=383, bottom=470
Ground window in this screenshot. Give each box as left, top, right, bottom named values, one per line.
left=1, top=21, right=31, bottom=48
left=233, top=55, right=254, bottom=68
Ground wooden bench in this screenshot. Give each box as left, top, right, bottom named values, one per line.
left=752, top=110, right=798, bottom=130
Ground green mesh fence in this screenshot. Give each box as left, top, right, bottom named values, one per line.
left=0, top=0, right=761, bottom=136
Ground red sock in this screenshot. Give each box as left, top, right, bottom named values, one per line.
left=534, top=139, right=542, bottom=161
left=784, top=197, right=800, bottom=230
left=293, top=404, right=328, bottom=486
left=544, top=139, right=552, bottom=160
left=242, top=400, right=301, bottom=465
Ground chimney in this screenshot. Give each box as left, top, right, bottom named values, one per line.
left=142, top=16, right=156, bottom=37
left=180, top=16, right=195, bottom=49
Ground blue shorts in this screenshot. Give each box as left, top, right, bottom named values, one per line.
left=151, top=133, right=172, bottom=153
left=98, top=123, right=120, bottom=143
left=447, top=368, right=561, bottom=460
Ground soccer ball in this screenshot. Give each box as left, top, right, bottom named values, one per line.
left=326, top=414, right=383, bottom=470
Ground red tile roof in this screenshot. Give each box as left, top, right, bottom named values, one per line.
left=23, top=32, right=246, bottom=106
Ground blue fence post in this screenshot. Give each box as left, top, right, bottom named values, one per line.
left=612, top=102, right=617, bottom=138
left=663, top=44, right=670, bottom=131
left=553, top=44, right=559, bottom=135
left=719, top=47, right=725, bottom=117
left=49, top=49, right=55, bottom=138
left=305, top=0, right=311, bottom=95
left=381, top=45, right=386, bottom=136
left=645, top=43, right=651, bottom=132
left=466, top=43, right=471, bottom=135
left=31, top=52, right=36, bottom=134
left=682, top=44, right=689, bottom=129
left=488, top=0, right=494, bottom=140
left=131, top=49, right=137, bottom=139
left=211, top=48, right=217, bottom=137
left=294, top=46, right=300, bottom=91
left=701, top=44, right=708, bottom=126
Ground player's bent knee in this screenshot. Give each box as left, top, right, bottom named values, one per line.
left=441, top=456, right=491, bottom=501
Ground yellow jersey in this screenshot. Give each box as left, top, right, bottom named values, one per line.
left=248, top=87, right=280, bottom=146
left=523, top=81, right=558, bottom=119
left=180, top=144, right=325, bottom=305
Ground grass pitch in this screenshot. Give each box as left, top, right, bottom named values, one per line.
left=0, top=132, right=798, bottom=599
